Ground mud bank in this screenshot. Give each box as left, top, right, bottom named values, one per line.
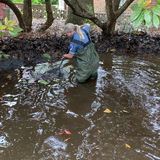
left=0, top=32, right=160, bottom=71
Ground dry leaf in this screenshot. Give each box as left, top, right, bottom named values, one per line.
left=64, top=129, right=72, bottom=135
left=7, top=74, right=12, bottom=80
left=123, top=110, right=129, bottom=113
left=125, top=143, right=131, bottom=149
left=64, top=138, right=71, bottom=142
left=98, top=130, right=101, bottom=133
left=56, top=129, right=72, bottom=135
left=110, top=48, right=116, bottom=52
left=104, top=108, right=112, bottom=113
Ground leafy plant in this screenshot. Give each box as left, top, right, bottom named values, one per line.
left=131, top=0, right=160, bottom=28
left=0, top=51, right=10, bottom=60
left=42, top=53, right=52, bottom=61
left=12, top=0, right=58, bottom=4
left=0, top=17, right=23, bottom=38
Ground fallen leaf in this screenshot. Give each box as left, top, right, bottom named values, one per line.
left=56, top=129, right=72, bottom=136
left=110, top=48, right=116, bottom=52
left=123, top=110, right=129, bottom=113
left=64, top=129, right=72, bottom=135
left=64, top=138, right=71, bottom=142
left=125, top=143, right=131, bottom=149
left=38, top=80, right=49, bottom=85
left=104, top=108, right=112, bottom=113
left=7, top=74, right=12, bottom=80
left=98, top=130, right=101, bottom=133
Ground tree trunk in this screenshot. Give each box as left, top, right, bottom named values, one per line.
left=102, top=20, right=116, bottom=36
left=66, top=0, right=94, bottom=25
left=23, top=0, right=32, bottom=32
left=38, top=0, right=54, bottom=32
left=0, top=0, right=26, bottom=31
left=64, top=0, right=134, bottom=35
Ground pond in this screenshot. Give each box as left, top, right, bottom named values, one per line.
left=0, top=53, right=160, bottom=160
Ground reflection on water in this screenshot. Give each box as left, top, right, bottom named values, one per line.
left=0, top=53, right=160, bottom=160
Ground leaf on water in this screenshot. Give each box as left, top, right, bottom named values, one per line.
left=38, top=80, right=49, bottom=85
left=56, top=129, right=72, bottom=136
left=123, top=110, right=129, bottom=113
left=104, top=108, right=112, bottom=113
left=98, top=130, right=101, bottom=133
left=125, top=143, right=131, bottom=149
left=7, top=74, right=12, bottom=80
left=110, top=48, right=116, bottom=52
left=64, top=129, right=72, bottom=135
left=64, top=138, right=71, bottom=142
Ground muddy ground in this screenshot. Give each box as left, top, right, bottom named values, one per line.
left=0, top=30, right=160, bottom=71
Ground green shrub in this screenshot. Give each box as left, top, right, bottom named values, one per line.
left=0, top=17, right=23, bottom=38
left=131, top=0, right=160, bottom=28
left=12, top=0, right=58, bottom=4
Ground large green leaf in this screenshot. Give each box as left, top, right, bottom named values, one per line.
left=144, top=9, right=152, bottom=27
left=153, top=14, right=160, bottom=28
left=131, top=3, right=138, bottom=10
left=130, top=5, right=143, bottom=21
left=0, top=25, right=6, bottom=30
left=132, top=11, right=144, bottom=28
left=152, top=5, right=160, bottom=16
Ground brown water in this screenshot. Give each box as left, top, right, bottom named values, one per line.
left=0, top=53, right=160, bottom=160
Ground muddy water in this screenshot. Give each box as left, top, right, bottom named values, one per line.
left=0, top=53, right=160, bottom=160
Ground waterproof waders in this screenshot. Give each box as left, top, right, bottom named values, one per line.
left=70, top=29, right=99, bottom=83
left=74, top=42, right=99, bottom=83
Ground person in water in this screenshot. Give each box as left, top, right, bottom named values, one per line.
left=63, top=23, right=99, bottom=83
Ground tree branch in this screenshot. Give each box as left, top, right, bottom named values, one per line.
left=115, top=0, right=135, bottom=18
left=105, top=0, right=114, bottom=19
left=38, top=0, right=54, bottom=31
left=64, top=0, right=104, bottom=28
left=112, top=0, right=121, bottom=12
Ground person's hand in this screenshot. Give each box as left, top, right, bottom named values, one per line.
left=63, top=54, right=74, bottom=59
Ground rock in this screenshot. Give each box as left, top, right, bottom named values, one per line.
left=0, top=133, right=11, bottom=149
left=39, top=136, right=69, bottom=160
